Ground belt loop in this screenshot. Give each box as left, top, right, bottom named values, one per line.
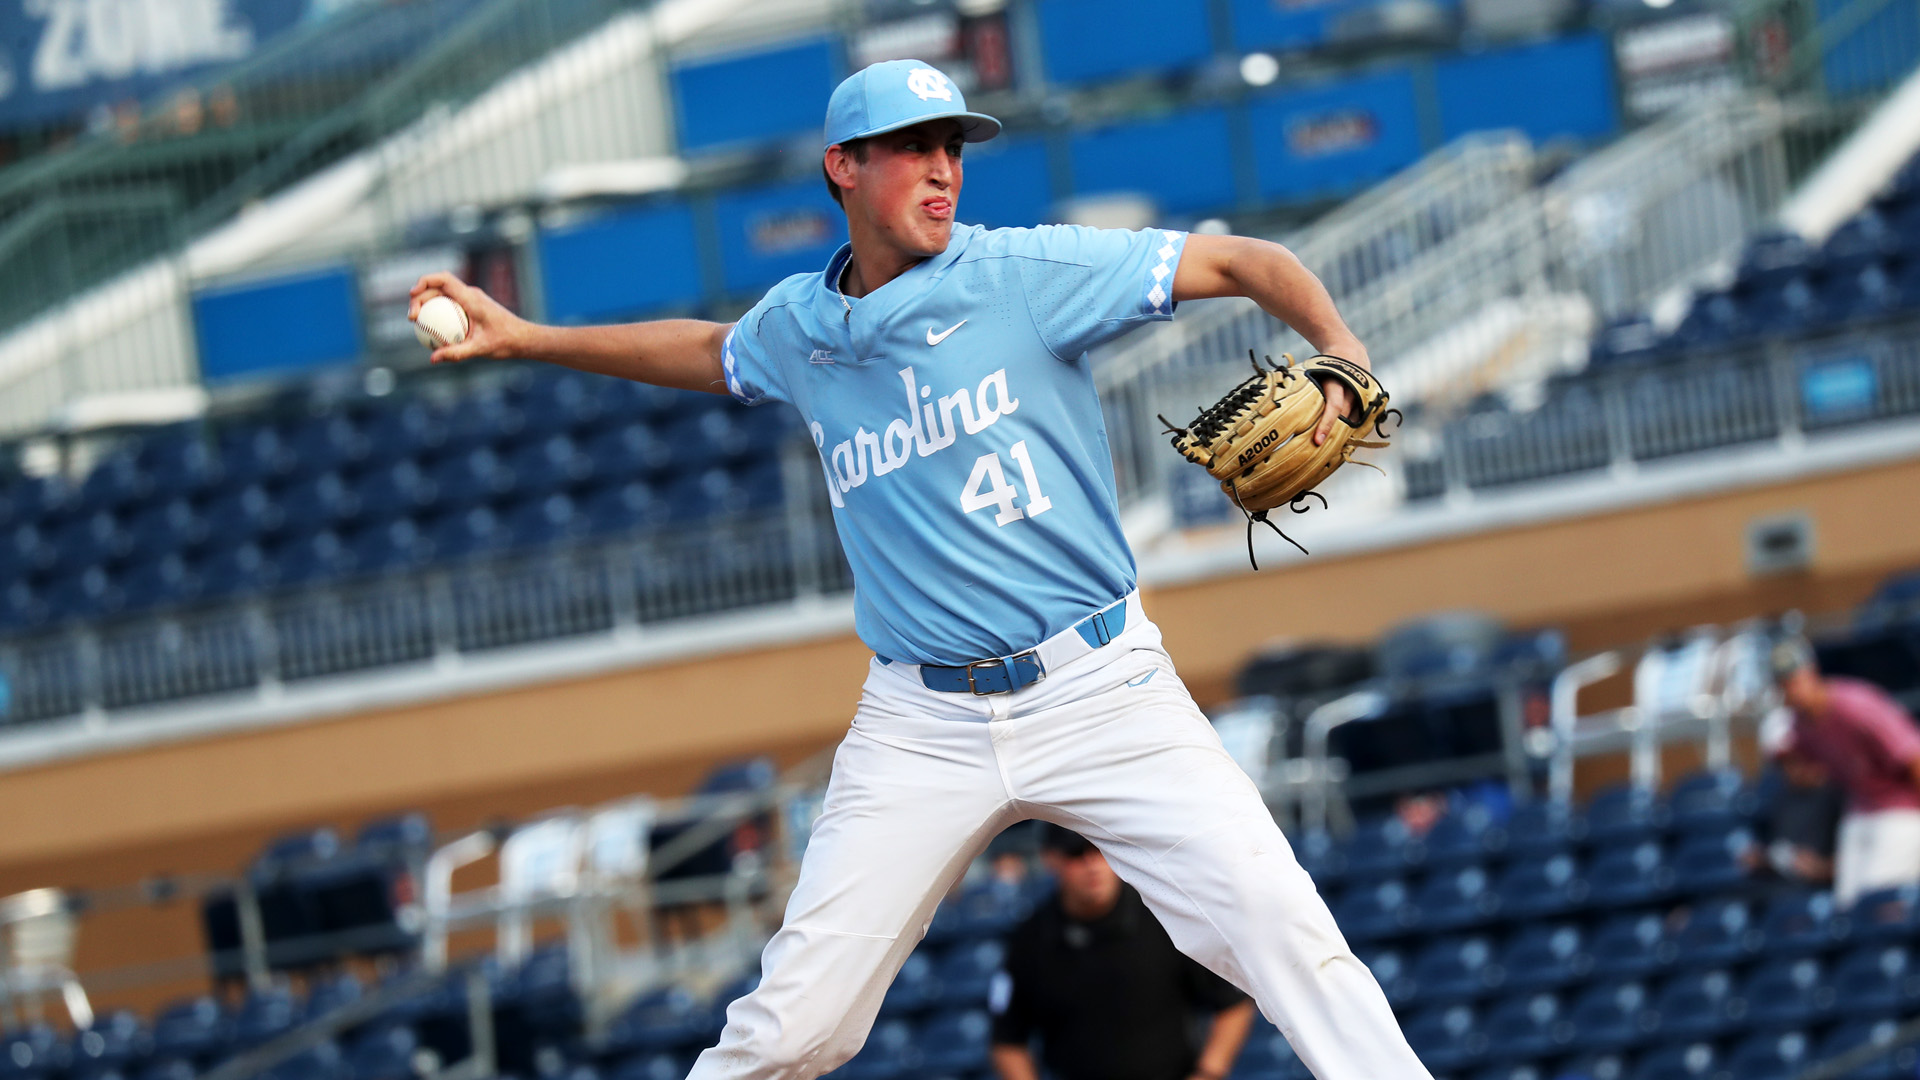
left=1090, top=610, right=1111, bottom=646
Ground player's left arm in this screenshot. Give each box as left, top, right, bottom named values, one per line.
left=1173, top=234, right=1369, bottom=446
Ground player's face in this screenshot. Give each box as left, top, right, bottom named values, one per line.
left=846, top=120, right=965, bottom=257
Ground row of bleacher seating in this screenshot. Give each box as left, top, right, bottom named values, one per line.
left=0, top=369, right=789, bottom=634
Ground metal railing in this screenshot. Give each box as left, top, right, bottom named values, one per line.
left=1401, top=316, right=1920, bottom=502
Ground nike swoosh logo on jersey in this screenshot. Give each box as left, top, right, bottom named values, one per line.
left=926, top=320, right=967, bottom=346
left=1127, top=671, right=1157, bottom=687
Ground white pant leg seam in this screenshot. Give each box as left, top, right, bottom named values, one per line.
left=778, top=925, right=899, bottom=943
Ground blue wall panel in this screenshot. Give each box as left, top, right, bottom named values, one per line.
left=538, top=203, right=704, bottom=323
left=1817, top=0, right=1920, bottom=99
left=959, top=138, right=1054, bottom=228
left=1248, top=68, right=1424, bottom=203
left=1036, top=0, right=1214, bottom=85
left=714, top=179, right=849, bottom=295
left=1435, top=35, right=1619, bottom=145
left=674, top=38, right=839, bottom=152
left=194, top=268, right=361, bottom=382
left=1230, top=0, right=1359, bottom=53
left=1068, top=107, right=1238, bottom=216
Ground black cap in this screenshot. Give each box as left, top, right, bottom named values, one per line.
left=1039, top=823, right=1096, bottom=857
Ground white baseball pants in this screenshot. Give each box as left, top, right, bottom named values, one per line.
left=1835, top=808, right=1920, bottom=908
left=686, top=610, right=1430, bottom=1080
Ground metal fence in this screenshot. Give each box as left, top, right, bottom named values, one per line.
left=0, top=481, right=852, bottom=727
left=1400, top=317, right=1920, bottom=501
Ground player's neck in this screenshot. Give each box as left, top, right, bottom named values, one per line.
left=841, top=221, right=928, bottom=299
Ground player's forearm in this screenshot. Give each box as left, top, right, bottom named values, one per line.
left=1178, top=236, right=1368, bottom=367
left=990, top=1045, right=1042, bottom=1080
left=1193, top=1000, right=1257, bottom=1080
left=515, top=319, right=732, bottom=395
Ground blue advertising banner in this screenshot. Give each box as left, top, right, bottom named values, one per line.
left=194, top=265, right=361, bottom=382
left=538, top=202, right=705, bottom=324
left=1035, top=0, right=1213, bottom=85
left=673, top=36, right=839, bottom=152
left=958, top=137, right=1052, bottom=228
left=1435, top=34, right=1619, bottom=145
left=0, top=0, right=308, bottom=130
left=1248, top=67, right=1423, bottom=203
left=1068, top=106, right=1237, bottom=216
left=713, top=178, right=848, bottom=296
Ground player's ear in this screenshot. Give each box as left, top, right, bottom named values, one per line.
left=824, top=145, right=860, bottom=194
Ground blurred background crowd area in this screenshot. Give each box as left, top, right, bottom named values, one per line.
left=1, top=0, right=1920, bottom=1079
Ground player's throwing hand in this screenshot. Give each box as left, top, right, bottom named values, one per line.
left=407, top=272, right=529, bottom=365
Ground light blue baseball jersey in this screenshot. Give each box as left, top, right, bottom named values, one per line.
left=723, top=223, right=1188, bottom=666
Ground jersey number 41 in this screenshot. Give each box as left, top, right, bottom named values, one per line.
left=961, top=441, right=1053, bottom=526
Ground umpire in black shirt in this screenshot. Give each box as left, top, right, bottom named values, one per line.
left=990, top=825, right=1256, bottom=1080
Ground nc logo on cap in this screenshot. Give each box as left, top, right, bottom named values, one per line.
left=907, top=67, right=952, bottom=102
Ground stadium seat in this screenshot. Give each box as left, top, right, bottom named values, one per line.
left=1589, top=317, right=1672, bottom=369
left=1407, top=936, right=1504, bottom=1003
left=1849, top=885, right=1920, bottom=943
left=584, top=423, right=676, bottom=483
left=1668, top=826, right=1753, bottom=896
left=1585, top=841, right=1673, bottom=909
left=75, top=452, right=152, bottom=514
left=431, top=448, right=518, bottom=508
left=306, top=972, right=364, bottom=1017
left=218, top=424, right=300, bottom=489
left=149, top=996, right=235, bottom=1063
left=1741, top=955, right=1831, bottom=1028
left=201, top=485, right=284, bottom=545
left=135, top=1059, right=196, bottom=1080
left=1584, top=784, right=1669, bottom=845
left=878, top=951, right=941, bottom=1016
left=1345, top=815, right=1427, bottom=880
left=134, top=429, right=223, bottom=499
left=934, top=939, right=1006, bottom=1008
left=504, top=493, right=591, bottom=551
left=260, top=1038, right=347, bottom=1080
left=831, top=1018, right=917, bottom=1080
left=1830, top=944, right=1920, bottom=1017
left=355, top=460, right=441, bottom=522
left=1479, top=991, right=1573, bottom=1063
left=0, top=1025, right=63, bottom=1079
left=1670, top=898, right=1763, bottom=968
left=347, top=518, right=431, bottom=577
left=233, top=986, right=304, bottom=1048
left=66, top=1010, right=149, bottom=1074
left=1649, top=969, right=1741, bottom=1041
left=275, top=531, right=354, bottom=589
left=1471, top=1065, right=1549, bottom=1080
left=1566, top=979, right=1657, bottom=1053
left=915, top=1010, right=989, bottom=1074
left=1292, top=830, right=1348, bottom=888
left=1494, top=854, right=1587, bottom=920
left=425, top=506, right=509, bottom=563
left=610, top=1054, right=693, bottom=1080
left=1629, top=1040, right=1719, bottom=1080
left=1737, top=230, right=1820, bottom=290
left=1414, top=865, right=1500, bottom=931
left=1498, top=923, right=1591, bottom=993
left=1761, top=890, right=1850, bottom=957
left=117, top=554, right=200, bottom=614
left=1400, top=1004, right=1485, bottom=1073
left=926, top=881, right=1032, bottom=944
left=582, top=481, right=670, bottom=538
left=1504, top=800, right=1586, bottom=858
left=124, top=499, right=208, bottom=559
left=1724, top=1030, right=1814, bottom=1080
left=1670, top=290, right=1751, bottom=349
left=1359, top=945, right=1417, bottom=1009
left=1588, top=913, right=1674, bottom=981
left=1666, top=769, right=1753, bottom=832
left=1228, top=1021, right=1310, bottom=1080
left=1816, top=1017, right=1918, bottom=1080
left=1424, top=800, right=1509, bottom=868
left=1331, top=877, right=1419, bottom=942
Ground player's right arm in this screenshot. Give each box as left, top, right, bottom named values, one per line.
left=407, top=272, right=729, bottom=395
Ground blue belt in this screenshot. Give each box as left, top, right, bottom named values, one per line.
left=915, top=599, right=1130, bottom=695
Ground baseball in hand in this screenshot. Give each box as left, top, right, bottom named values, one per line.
left=412, top=295, right=470, bottom=348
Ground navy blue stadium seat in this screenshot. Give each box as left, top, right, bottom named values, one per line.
left=66, top=1010, right=150, bottom=1074
left=1629, top=1040, right=1719, bottom=1080
left=1816, top=1017, right=1917, bottom=1080
left=915, top=1010, right=989, bottom=1075
left=134, top=428, right=223, bottom=499
left=201, top=485, right=283, bottom=545
left=1586, top=841, right=1673, bottom=909
left=1823, top=261, right=1907, bottom=325
left=506, top=435, right=595, bottom=495
left=582, top=481, right=670, bottom=538
left=1494, top=854, right=1587, bottom=920
left=1292, top=829, right=1348, bottom=888
left=1424, top=801, right=1509, bottom=868
left=347, top=518, right=431, bottom=577
left=1761, top=889, right=1851, bottom=958
left=135, top=1058, right=196, bottom=1080
left=218, top=423, right=301, bottom=489
left=878, top=951, right=941, bottom=1016
left=1359, top=945, right=1417, bottom=1009
left=234, top=986, right=304, bottom=1048
left=345, top=1026, right=418, bottom=1080
left=0, top=1025, right=63, bottom=1079
left=443, top=392, right=527, bottom=454
left=934, top=939, right=1005, bottom=1008
left=1860, top=569, right=1920, bottom=625
left=1567, top=980, right=1656, bottom=1053
left=831, top=1018, right=917, bottom=1080
left=275, top=531, right=354, bottom=589
left=76, top=452, right=152, bottom=513
left=431, top=448, right=517, bottom=508
left=1584, top=784, right=1669, bottom=845
left=926, top=881, right=1032, bottom=945
left=41, top=566, right=119, bottom=623
left=1589, top=317, right=1673, bottom=369
left=1401, top=1004, right=1485, bottom=1074
left=1737, top=231, right=1820, bottom=291
left=1228, top=1020, right=1310, bottom=1080
left=1588, top=913, right=1674, bottom=981
left=1666, top=769, right=1753, bottom=832
left=1670, top=290, right=1751, bottom=349
left=306, top=972, right=364, bottom=1017
left=48, top=510, right=132, bottom=573
left=1331, top=877, right=1419, bottom=942
left=115, top=553, right=200, bottom=614
left=1849, top=885, right=1920, bottom=943
left=1471, top=1065, right=1550, bottom=1080
left=1746, top=274, right=1828, bottom=336
left=1830, top=944, right=1920, bottom=1017
left=1480, top=991, right=1574, bottom=1063
left=1649, top=969, right=1741, bottom=1041
left=1741, top=955, right=1831, bottom=1028
left=150, top=995, right=235, bottom=1062
left=1407, top=936, right=1504, bottom=1004
left=1724, top=1030, right=1815, bottom=1080
left=1504, top=800, right=1586, bottom=858
left=1344, top=815, right=1427, bottom=880
left=277, top=472, right=365, bottom=537
left=285, top=415, right=370, bottom=474
left=364, top=401, right=449, bottom=460
left=1824, top=210, right=1904, bottom=272
left=1414, top=864, right=1500, bottom=931
left=1498, top=923, right=1591, bottom=993
left=1669, top=826, right=1753, bottom=896
left=609, top=1053, right=693, bottom=1080
left=259, top=1038, right=346, bottom=1080
left=1671, top=898, right=1763, bottom=968
left=505, top=493, right=590, bottom=551
left=584, top=423, right=676, bottom=482
left=124, top=499, right=209, bottom=558
left=425, top=506, right=509, bottom=563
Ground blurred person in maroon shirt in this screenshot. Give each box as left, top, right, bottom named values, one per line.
left=1771, top=636, right=1920, bottom=906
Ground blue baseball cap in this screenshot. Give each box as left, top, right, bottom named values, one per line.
left=824, top=60, right=1001, bottom=149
